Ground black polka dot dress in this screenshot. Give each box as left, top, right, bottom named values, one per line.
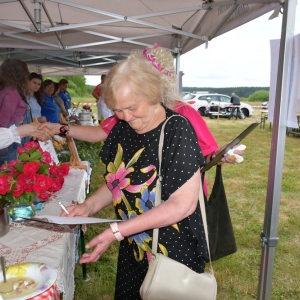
left=100, top=105, right=208, bottom=300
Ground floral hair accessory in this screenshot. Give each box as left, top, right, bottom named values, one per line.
left=142, top=44, right=172, bottom=77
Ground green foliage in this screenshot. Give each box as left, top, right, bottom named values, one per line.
left=58, top=139, right=102, bottom=168
left=248, top=90, right=269, bottom=102
left=183, top=87, right=269, bottom=98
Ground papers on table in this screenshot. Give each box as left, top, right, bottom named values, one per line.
left=23, top=215, right=123, bottom=225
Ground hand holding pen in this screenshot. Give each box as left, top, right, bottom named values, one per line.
left=59, top=202, right=69, bottom=215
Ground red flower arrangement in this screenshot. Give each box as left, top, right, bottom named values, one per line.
left=0, top=141, right=69, bottom=207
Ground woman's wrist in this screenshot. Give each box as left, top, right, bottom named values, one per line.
left=11, top=125, right=22, bottom=142
left=110, top=222, right=124, bottom=241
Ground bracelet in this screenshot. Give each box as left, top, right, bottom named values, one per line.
left=59, top=125, right=70, bottom=137
left=110, top=222, right=124, bottom=241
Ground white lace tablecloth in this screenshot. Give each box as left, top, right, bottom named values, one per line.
left=0, top=168, right=87, bottom=300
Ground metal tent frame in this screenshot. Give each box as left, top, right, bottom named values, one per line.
left=0, top=1, right=298, bottom=299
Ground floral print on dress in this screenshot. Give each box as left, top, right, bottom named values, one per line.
left=135, top=186, right=155, bottom=213
left=105, top=143, right=173, bottom=262
left=119, top=209, right=152, bottom=261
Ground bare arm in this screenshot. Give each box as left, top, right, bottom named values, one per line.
left=92, top=90, right=99, bottom=101
left=80, top=170, right=200, bottom=263
left=38, top=123, right=108, bottom=142
left=63, top=184, right=113, bottom=217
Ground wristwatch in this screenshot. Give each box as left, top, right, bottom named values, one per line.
left=110, top=222, right=124, bottom=241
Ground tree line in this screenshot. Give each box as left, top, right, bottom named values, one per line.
left=43, top=76, right=269, bottom=102
left=183, top=86, right=269, bottom=98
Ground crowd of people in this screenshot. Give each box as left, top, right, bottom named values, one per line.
left=0, top=45, right=244, bottom=299
left=0, top=58, right=72, bottom=163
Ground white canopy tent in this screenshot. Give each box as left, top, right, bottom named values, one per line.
left=0, top=1, right=297, bottom=299
left=0, top=0, right=281, bottom=74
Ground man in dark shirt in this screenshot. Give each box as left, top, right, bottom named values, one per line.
left=229, top=93, right=240, bottom=120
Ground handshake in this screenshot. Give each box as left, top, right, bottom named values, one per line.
left=20, top=117, right=54, bottom=142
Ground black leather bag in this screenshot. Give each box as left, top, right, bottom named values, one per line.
left=204, top=165, right=237, bottom=261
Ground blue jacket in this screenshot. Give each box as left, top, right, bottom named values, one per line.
left=58, top=90, right=72, bottom=110
left=41, top=94, right=61, bottom=123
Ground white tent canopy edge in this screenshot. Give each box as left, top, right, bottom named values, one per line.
left=0, top=0, right=282, bottom=74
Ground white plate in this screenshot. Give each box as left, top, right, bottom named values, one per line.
left=0, top=262, right=57, bottom=300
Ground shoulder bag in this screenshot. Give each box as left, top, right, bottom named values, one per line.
left=203, top=165, right=237, bottom=261
left=140, top=116, right=217, bottom=300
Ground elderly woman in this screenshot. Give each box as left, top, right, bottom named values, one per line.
left=63, top=48, right=208, bottom=299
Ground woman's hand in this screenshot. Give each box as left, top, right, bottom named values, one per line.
left=211, top=144, right=246, bottom=164
left=38, top=122, right=62, bottom=135
left=37, top=116, right=47, bottom=123
left=18, top=121, right=53, bottom=141
left=60, top=201, right=93, bottom=217
left=223, top=144, right=245, bottom=163
left=79, top=228, right=116, bottom=263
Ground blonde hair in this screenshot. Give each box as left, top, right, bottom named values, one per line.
left=103, top=45, right=179, bottom=108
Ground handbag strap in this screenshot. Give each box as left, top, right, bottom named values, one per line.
left=152, top=115, right=214, bottom=273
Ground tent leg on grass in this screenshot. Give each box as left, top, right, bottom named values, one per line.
left=257, top=0, right=297, bottom=299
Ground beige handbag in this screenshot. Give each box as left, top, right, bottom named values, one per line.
left=140, top=116, right=217, bottom=300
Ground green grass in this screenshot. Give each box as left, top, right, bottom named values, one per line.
left=73, top=103, right=300, bottom=299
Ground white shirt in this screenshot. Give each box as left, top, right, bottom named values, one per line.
left=0, top=125, right=21, bottom=150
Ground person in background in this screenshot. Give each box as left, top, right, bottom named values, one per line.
left=91, top=75, right=104, bottom=101
left=96, top=75, right=113, bottom=123
left=41, top=79, right=61, bottom=123
left=52, top=82, right=69, bottom=119
left=58, top=78, right=72, bottom=111
left=229, top=92, right=241, bottom=120
left=0, top=122, right=53, bottom=150
left=61, top=45, right=208, bottom=299
left=27, top=72, right=46, bottom=123
left=0, top=59, right=33, bottom=164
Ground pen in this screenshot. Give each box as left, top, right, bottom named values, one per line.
left=58, top=202, right=69, bottom=215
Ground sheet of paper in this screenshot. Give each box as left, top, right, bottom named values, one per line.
left=39, top=140, right=59, bottom=164
left=32, top=215, right=122, bottom=225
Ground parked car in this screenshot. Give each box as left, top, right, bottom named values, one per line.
left=182, top=93, right=212, bottom=116
left=183, top=93, right=254, bottom=117
left=261, top=101, right=269, bottom=109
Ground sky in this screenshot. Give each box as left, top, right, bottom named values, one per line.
left=85, top=5, right=300, bottom=88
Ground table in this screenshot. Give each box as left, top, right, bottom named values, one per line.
left=0, top=168, right=87, bottom=300
left=260, top=110, right=271, bottom=129
left=286, top=113, right=300, bottom=136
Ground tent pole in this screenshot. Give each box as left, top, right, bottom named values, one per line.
left=175, top=40, right=182, bottom=94
left=257, top=0, right=297, bottom=299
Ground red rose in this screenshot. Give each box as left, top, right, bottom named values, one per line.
left=58, top=177, right=64, bottom=185
left=23, top=141, right=39, bottom=151
left=42, top=152, right=52, bottom=164
left=58, top=164, right=70, bottom=176
left=49, top=177, right=62, bottom=192
left=18, top=173, right=35, bottom=192
left=12, top=179, right=25, bottom=197
left=49, top=164, right=59, bottom=176
left=32, top=174, right=53, bottom=193
left=23, top=162, right=40, bottom=175
left=36, top=191, right=51, bottom=201
left=0, top=175, right=10, bottom=195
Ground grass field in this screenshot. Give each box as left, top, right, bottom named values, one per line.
left=72, top=102, right=300, bottom=299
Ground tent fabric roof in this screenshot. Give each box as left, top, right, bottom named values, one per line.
left=0, top=0, right=282, bottom=75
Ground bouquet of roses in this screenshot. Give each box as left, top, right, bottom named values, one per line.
left=0, top=141, right=69, bottom=207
